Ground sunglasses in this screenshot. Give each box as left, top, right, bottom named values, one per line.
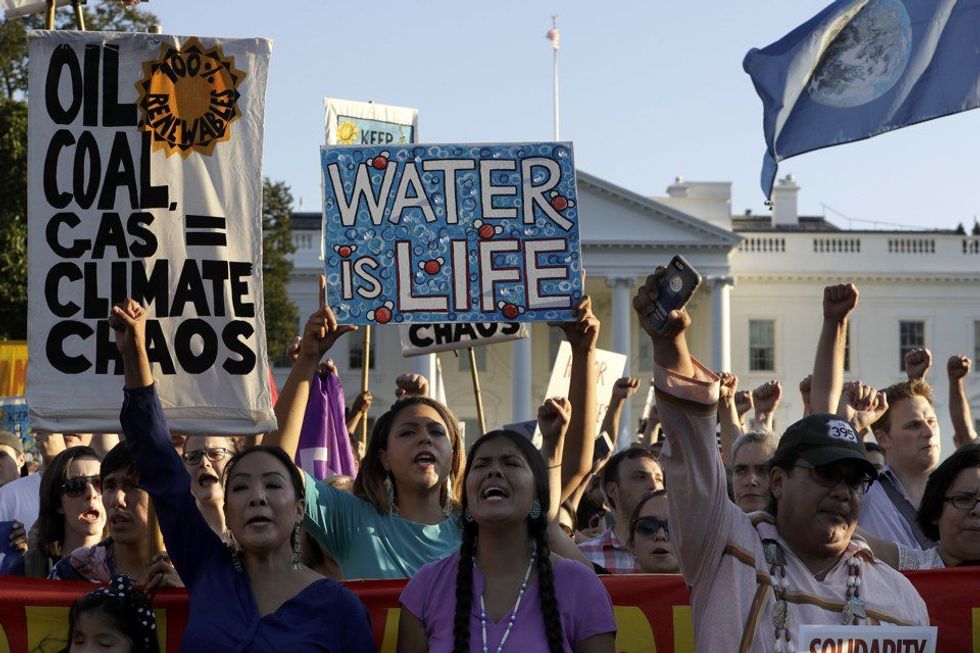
left=793, top=463, right=874, bottom=495
left=181, top=447, right=233, bottom=466
left=631, top=516, right=669, bottom=538
left=61, top=475, right=101, bottom=498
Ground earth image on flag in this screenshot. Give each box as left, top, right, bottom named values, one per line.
left=807, top=0, right=912, bottom=108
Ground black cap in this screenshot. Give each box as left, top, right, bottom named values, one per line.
left=775, top=414, right=878, bottom=479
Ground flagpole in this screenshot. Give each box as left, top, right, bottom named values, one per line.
left=467, top=347, right=487, bottom=436
left=548, top=15, right=560, bottom=140
left=359, top=325, right=371, bottom=446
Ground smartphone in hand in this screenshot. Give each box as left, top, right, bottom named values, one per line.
left=593, top=431, right=613, bottom=462
left=647, top=255, right=702, bottom=333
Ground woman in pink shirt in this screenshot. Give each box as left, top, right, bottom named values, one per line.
left=397, top=429, right=616, bottom=653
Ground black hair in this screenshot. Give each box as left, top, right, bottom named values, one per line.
left=37, top=446, right=101, bottom=557
left=863, top=442, right=885, bottom=455
left=918, top=443, right=980, bottom=542
left=61, top=582, right=159, bottom=653
left=221, top=445, right=306, bottom=555
left=452, top=430, right=562, bottom=653
left=101, top=442, right=136, bottom=482
left=602, top=446, right=659, bottom=510
left=766, top=450, right=800, bottom=517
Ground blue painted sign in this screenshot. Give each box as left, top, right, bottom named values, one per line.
left=321, top=142, right=583, bottom=325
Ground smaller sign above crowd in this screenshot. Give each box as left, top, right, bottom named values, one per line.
left=320, top=142, right=583, bottom=325
left=541, top=341, right=627, bottom=439
left=399, top=322, right=526, bottom=356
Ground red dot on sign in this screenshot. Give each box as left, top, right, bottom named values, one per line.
left=424, top=260, right=441, bottom=275
left=372, top=157, right=387, bottom=170
left=374, top=307, right=392, bottom=324
left=550, top=196, right=569, bottom=211
left=478, top=224, right=495, bottom=239
left=502, top=304, right=519, bottom=319
left=338, top=246, right=352, bottom=258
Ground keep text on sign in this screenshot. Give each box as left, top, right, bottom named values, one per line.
left=320, top=143, right=583, bottom=325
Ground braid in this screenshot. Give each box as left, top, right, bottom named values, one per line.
left=533, top=521, right=564, bottom=653
left=452, top=522, right=477, bottom=653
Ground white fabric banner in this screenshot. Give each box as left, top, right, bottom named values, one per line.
left=1, top=0, right=72, bottom=19
left=26, top=30, right=275, bottom=435
left=399, top=322, right=527, bottom=357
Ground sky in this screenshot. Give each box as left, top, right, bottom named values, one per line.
left=144, top=0, right=980, bottom=231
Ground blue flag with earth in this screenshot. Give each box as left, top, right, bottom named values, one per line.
left=744, top=0, right=980, bottom=200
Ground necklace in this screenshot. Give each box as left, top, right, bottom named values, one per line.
left=763, top=540, right=864, bottom=653
left=477, top=551, right=537, bottom=653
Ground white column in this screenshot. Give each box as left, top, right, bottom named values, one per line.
left=708, top=276, right=734, bottom=373
left=512, top=335, right=533, bottom=423
left=608, top=277, right=634, bottom=448
left=411, top=353, right=438, bottom=399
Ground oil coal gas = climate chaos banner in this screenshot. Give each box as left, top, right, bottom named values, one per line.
left=0, top=568, right=978, bottom=653
left=320, top=142, right=584, bottom=326
left=26, top=31, right=276, bottom=435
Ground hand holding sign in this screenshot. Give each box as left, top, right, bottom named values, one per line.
left=300, top=275, right=357, bottom=363
left=555, top=295, right=600, bottom=353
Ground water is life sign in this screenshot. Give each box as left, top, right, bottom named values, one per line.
left=320, top=142, right=583, bottom=325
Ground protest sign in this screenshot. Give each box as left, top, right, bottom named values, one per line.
left=321, top=142, right=583, bottom=325
left=1, top=568, right=976, bottom=653
left=324, top=98, right=418, bottom=147
left=1, top=0, right=72, bottom=19
left=540, top=341, right=627, bottom=438
left=796, top=625, right=937, bottom=653
left=0, top=342, right=27, bottom=399
left=26, top=31, right=275, bottom=434
left=399, top=321, right=526, bottom=356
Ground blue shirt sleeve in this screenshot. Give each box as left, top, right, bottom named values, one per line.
left=121, top=384, right=226, bottom=589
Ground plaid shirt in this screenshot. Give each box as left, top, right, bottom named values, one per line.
left=578, top=527, right=636, bottom=574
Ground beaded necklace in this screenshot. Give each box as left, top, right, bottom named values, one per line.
left=477, top=551, right=537, bottom=653
left=763, top=540, right=865, bottom=653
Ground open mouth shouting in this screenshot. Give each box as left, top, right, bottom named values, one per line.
left=413, top=451, right=437, bottom=471
left=197, top=470, right=221, bottom=489
left=244, top=514, right=274, bottom=530
left=79, top=507, right=102, bottom=525
left=480, top=483, right=510, bottom=504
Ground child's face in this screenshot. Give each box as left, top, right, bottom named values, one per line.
left=71, top=610, right=133, bottom=653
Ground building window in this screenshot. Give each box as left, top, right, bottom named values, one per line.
left=749, top=320, right=775, bottom=372
left=899, top=321, right=925, bottom=372
left=548, top=327, right=564, bottom=366
left=349, top=339, right=375, bottom=370
left=843, top=322, right=851, bottom=373
left=458, top=346, right=487, bottom=373
left=974, top=321, right=980, bottom=366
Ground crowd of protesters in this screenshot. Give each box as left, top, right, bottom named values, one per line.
left=1, top=267, right=978, bottom=652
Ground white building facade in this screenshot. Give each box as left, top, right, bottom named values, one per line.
left=283, top=174, right=980, bottom=455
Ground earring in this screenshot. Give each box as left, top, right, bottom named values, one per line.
left=228, top=533, right=243, bottom=573
left=384, top=472, right=399, bottom=516
left=290, top=523, right=302, bottom=571
left=463, top=507, right=473, bottom=522
left=528, top=500, right=542, bottom=520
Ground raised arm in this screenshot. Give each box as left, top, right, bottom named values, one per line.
left=600, top=377, right=640, bottom=447
left=633, top=266, right=735, bottom=587
left=264, top=275, right=356, bottom=458
left=750, top=379, right=782, bottom=432
left=718, top=372, right=742, bottom=466
left=810, top=283, right=858, bottom=414
left=836, top=381, right=889, bottom=439
left=558, top=296, right=600, bottom=502
left=948, top=355, right=977, bottom=449
left=904, top=347, right=932, bottom=381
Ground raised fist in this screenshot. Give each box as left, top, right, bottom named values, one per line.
left=948, top=355, right=972, bottom=381
left=395, top=373, right=429, bottom=399
left=904, top=347, right=932, bottom=380
left=718, top=372, right=738, bottom=402
left=752, top=379, right=783, bottom=415
left=823, top=283, right=859, bottom=323
left=612, top=377, right=640, bottom=400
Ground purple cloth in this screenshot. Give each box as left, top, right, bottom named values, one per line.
left=296, top=371, right=357, bottom=480
left=400, top=551, right=616, bottom=653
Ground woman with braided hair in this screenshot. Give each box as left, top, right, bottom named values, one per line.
left=397, top=429, right=616, bottom=653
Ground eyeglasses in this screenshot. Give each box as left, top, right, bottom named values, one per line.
left=943, top=494, right=980, bottom=512
left=793, top=463, right=874, bottom=495
left=181, top=447, right=233, bottom=466
left=631, top=516, right=669, bottom=539
left=61, top=475, right=101, bottom=498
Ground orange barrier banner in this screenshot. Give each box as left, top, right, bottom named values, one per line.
left=0, top=569, right=977, bottom=652
left=0, top=342, right=27, bottom=399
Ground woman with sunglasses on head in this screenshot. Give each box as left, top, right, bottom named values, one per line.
left=24, top=446, right=105, bottom=577
left=627, top=490, right=678, bottom=574
left=398, top=428, right=616, bottom=653
left=108, top=299, right=375, bottom=653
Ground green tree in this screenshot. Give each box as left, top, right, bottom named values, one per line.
left=0, top=1, right=157, bottom=338
left=262, top=179, right=298, bottom=366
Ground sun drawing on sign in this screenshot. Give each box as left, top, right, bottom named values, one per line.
left=337, top=120, right=360, bottom=145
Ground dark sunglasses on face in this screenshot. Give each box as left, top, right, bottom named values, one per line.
left=793, top=463, right=874, bottom=494
left=631, top=516, right=669, bottom=538
left=62, top=475, right=101, bottom=498
left=181, top=447, right=232, bottom=466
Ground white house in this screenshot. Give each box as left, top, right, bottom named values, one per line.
left=283, top=173, right=980, bottom=455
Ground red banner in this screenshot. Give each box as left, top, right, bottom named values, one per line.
left=0, top=569, right=976, bottom=652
